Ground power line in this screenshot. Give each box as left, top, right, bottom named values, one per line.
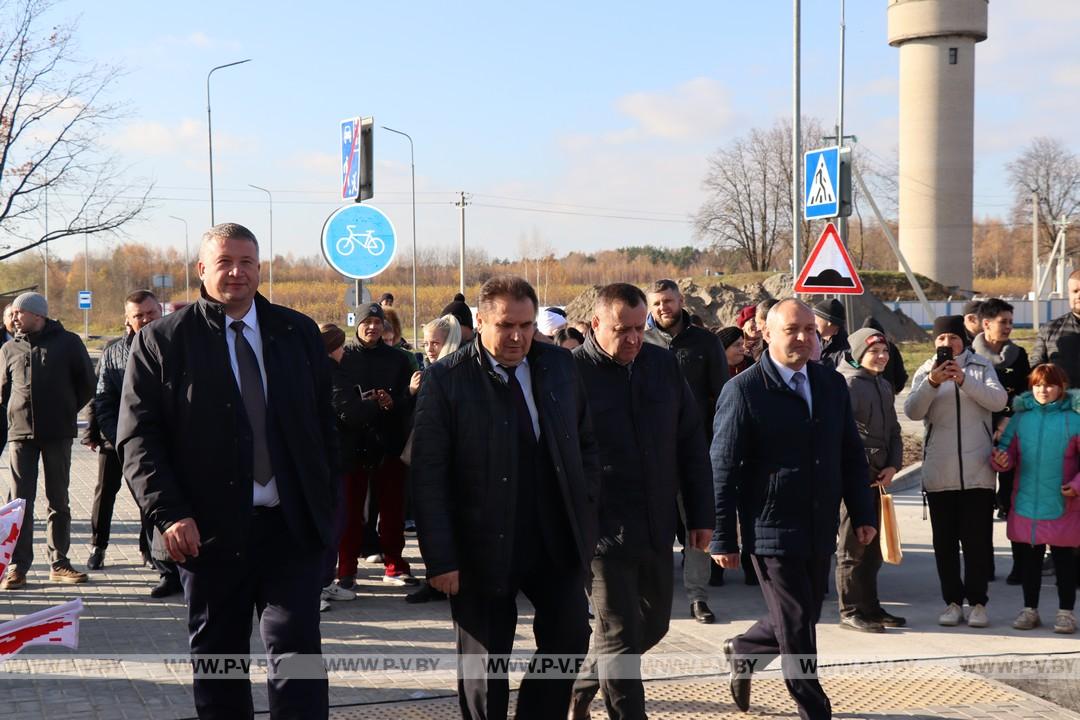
left=471, top=202, right=690, bottom=224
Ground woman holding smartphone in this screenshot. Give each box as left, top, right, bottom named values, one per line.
left=905, top=315, right=1008, bottom=628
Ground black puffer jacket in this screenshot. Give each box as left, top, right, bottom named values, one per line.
left=574, top=335, right=713, bottom=552
left=93, top=333, right=134, bottom=450
left=1031, top=311, right=1080, bottom=386
left=331, top=341, right=414, bottom=470
left=410, top=338, right=600, bottom=596
left=0, top=319, right=95, bottom=442
left=818, top=328, right=850, bottom=370
left=644, top=309, right=729, bottom=443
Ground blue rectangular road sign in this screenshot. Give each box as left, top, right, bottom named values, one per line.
left=804, top=146, right=840, bottom=220
left=341, top=118, right=360, bottom=200
left=78, top=290, right=92, bottom=310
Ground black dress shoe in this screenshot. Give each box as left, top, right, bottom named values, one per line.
left=723, top=638, right=751, bottom=712
left=690, top=600, right=715, bottom=624
left=149, top=576, right=182, bottom=599
left=872, top=610, right=907, bottom=628
left=839, top=614, right=885, bottom=633
left=86, top=547, right=105, bottom=571
left=404, top=582, right=446, bottom=604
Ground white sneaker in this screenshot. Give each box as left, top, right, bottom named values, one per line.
left=364, top=554, right=384, bottom=564
left=1054, top=610, right=1077, bottom=634
left=967, top=604, right=989, bottom=628
left=938, top=603, right=964, bottom=626
left=382, top=572, right=419, bottom=586
left=1012, top=607, right=1040, bottom=630
left=319, top=599, right=331, bottom=613
left=321, top=582, right=357, bottom=601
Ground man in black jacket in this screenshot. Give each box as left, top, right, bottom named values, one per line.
left=0, top=291, right=96, bottom=589
left=712, top=298, right=876, bottom=720
left=570, top=283, right=713, bottom=719
left=332, top=302, right=415, bottom=587
left=645, top=278, right=727, bottom=623
left=411, top=276, right=599, bottom=720
left=813, top=298, right=850, bottom=369
left=117, top=224, right=337, bottom=719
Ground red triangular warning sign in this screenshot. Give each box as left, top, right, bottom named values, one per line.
left=794, top=222, right=864, bottom=295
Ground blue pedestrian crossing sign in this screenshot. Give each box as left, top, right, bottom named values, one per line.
left=804, top=146, right=840, bottom=220
left=321, top=205, right=397, bottom=280
left=78, top=290, right=92, bottom=310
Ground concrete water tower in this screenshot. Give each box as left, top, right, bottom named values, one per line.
left=888, top=0, right=987, bottom=291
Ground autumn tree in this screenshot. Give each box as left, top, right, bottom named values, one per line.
left=0, top=0, right=149, bottom=261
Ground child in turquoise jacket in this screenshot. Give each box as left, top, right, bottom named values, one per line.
left=991, top=364, right=1080, bottom=634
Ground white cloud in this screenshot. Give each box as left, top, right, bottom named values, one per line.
left=611, top=77, right=735, bottom=143
left=186, top=31, right=212, bottom=48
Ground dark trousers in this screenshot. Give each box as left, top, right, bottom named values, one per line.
left=1018, top=544, right=1076, bottom=611
left=926, top=489, right=995, bottom=607
left=836, top=495, right=883, bottom=618
left=337, top=460, right=409, bottom=579
left=90, top=448, right=124, bottom=549
left=450, top=547, right=590, bottom=720
left=571, top=543, right=673, bottom=719
left=734, top=554, right=832, bottom=720
left=179, top=507, right=327, bottom=720
left=7, top=439, right=72, bottom=571
left=321, top=475, right=348, bottom=588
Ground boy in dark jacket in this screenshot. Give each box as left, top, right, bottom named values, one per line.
left=836, top=328, right=906, bottom=632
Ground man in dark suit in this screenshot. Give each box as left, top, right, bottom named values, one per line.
left=411, top=276, right=600, bottom=720
left=117, top=223, right=337, bottom=719
left=711, top=298, right=876, bottom=720
left=570, top=283, right=713, bottom=719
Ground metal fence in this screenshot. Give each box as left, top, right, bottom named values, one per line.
left=890, top=298, right=1069, bottom=329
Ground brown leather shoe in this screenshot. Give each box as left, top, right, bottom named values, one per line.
left=49, top=564, right=88, bottom=584
left=0, top=568, right=26, bottom=589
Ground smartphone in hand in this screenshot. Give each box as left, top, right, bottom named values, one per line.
left=934, top=346, right=953, bottom=368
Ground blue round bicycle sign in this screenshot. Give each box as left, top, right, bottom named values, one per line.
left=320, top=204, right=397, bottom=280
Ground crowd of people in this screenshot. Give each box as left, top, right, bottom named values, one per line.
left=0, top=222, right=1078, bottom=720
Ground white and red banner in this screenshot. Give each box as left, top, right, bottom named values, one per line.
left=0, top=598, right=84, bottom=662
left=0, top=498, right=26, bottom=578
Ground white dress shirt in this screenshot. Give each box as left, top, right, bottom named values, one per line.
left=768, top=354, right=813, bottom=416
left=225, top=302, right=280, bottom=507
left=486, top=354, right=541, bottom=439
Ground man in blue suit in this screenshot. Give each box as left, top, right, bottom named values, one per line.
left=710, top=298, right=876, bottom=720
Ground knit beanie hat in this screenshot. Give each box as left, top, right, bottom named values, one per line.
left=813, top=298, right=845, bottom=327
left=932, top=315, right=967, bottom=342
left=717, top=326, right=744, bottom=350
left=12, top=292, right=47, bottom=318
left=441, top=299, right=474, bottom=330
left=319, top=323, right=346, bottom=354
left=848, top=327, right=887, bottom=366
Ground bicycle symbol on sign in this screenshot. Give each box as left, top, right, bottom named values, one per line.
left=335, top=226, right=386, bottom=257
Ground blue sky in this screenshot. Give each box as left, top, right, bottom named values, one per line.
left=39, top=1, right=1080, bottom=264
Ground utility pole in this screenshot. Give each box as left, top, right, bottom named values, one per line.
left=792, top=0, right=802, bottom=275
left=837, top=0, right=853, bottom=330
left=84, top=233, right=89, bottom=339
left=1032, top=193, right=1040, bottom=331
left=456, top=192, right=469, bottom=295
left=43, top=184, right=48, bottom=304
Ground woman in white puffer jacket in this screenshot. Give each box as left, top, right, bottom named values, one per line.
left=904, top=315, right=1008, bottom=629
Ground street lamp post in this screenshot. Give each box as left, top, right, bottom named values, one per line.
left=206, top=59, right=252, bottom=225
left=168, top=215, right=190, bottom=303
left=248, top=184, right=274, bottom=302
left=382, top=126, right=418, bottom=347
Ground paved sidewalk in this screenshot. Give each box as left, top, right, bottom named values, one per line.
left=0, top=442, right=1077, bottom=719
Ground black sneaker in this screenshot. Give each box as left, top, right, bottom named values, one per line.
left=87, top=547, right=105, bottom=571
left=405, top=583, right=446, bottom=604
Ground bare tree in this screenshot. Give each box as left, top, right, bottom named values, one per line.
left=0, top=0, right=149, bottom=260
left=695, top=126, right=789, bottom=271
left=1007, top=137, right=1080, bottom=254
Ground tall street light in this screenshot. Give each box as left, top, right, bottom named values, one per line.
left=168, top=215, right=190, bottom=303
left=206, top=59, right=251, bottom=225
left=381, top=125, right=418, bottom=347
left=248, top=184, right=274, bottom=302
